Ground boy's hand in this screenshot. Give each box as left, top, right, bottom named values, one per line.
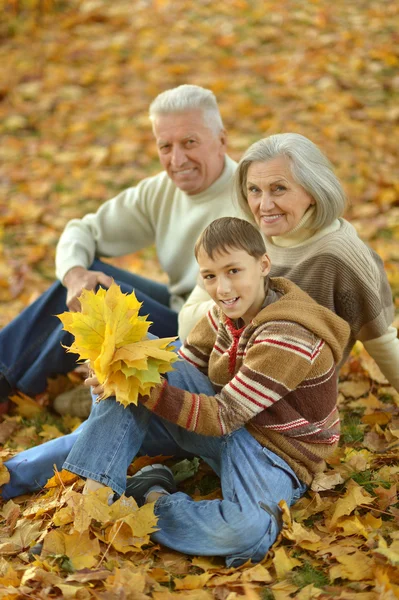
left=85, top=374, right=104, bottom=397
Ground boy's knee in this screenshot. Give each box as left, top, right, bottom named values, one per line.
left=225, top=510, right=279, bottom=567
left=222, top=508, right=272, bottom=551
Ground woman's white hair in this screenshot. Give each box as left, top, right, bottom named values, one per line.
left=149, top=84, right=224, bottom=135
left=235, top=133, right=347, bottom=231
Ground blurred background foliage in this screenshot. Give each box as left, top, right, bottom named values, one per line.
left=0, top=0, right=398, bottom=326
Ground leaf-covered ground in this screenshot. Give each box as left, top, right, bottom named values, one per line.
left=1, top=1, right=399, bottom=598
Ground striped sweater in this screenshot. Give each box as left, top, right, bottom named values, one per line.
left=142, top=278, right=350, bottom=484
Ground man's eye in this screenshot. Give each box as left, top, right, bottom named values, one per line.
left=159, top=145, right=170, bottom=153
left=204, top=274, right=215, bottom=280
left=186, top=139, right=196, bottom=147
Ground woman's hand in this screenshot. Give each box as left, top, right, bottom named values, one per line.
left=84, top=374, right=105, bottom=397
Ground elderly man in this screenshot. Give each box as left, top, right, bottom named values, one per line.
left=1, top=85, right=242, bottom=499
left=0, top=84, right=240, bottom=417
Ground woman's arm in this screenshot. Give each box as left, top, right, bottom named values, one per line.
left=363, top=325, right=399, bottom=392
left=178, top=283, right=214, bottom=343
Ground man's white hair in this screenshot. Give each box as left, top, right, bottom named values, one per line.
left=149, top=84, right=224, bottom=134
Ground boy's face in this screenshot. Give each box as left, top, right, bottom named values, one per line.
left=198, top=246, right=271, bottom=325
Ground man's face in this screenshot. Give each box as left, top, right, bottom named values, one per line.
left=153, top=110, right=227, bottom=195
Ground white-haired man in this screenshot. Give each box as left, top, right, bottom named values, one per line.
left=0, top=85, right=241, bottom=417
left=1, top=85, right=243, bottom=500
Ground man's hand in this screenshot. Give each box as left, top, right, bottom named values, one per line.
left=63, top=266, right=114, bottom=312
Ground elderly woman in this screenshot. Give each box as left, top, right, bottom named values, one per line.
left=179, top=133, right=399, bottom=392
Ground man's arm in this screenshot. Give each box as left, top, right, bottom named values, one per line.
left=56, top=178, right=160, bottom=310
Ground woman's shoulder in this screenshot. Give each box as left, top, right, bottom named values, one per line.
left=307, top=219, right=382, bottom=271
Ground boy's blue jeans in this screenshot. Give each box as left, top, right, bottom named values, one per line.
left=62, top=361, right=307, bottom=566
left=0, top=259, right=178, bottom=399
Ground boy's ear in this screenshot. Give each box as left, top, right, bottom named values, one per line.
left=260, top=253, right=271, bottom=277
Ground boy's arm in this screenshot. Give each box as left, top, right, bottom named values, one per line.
left=141, top=321, right=324, bottom=436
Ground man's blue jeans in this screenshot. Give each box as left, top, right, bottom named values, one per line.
left=63, top=361, right=307, bottom=566
left=0, top=259, right=178, bottom=399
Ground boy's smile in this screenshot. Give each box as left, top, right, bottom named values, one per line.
left=197, top=247, right=271, bottom=325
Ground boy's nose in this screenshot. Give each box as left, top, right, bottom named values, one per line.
left=217, top=277, right=232, bottom=295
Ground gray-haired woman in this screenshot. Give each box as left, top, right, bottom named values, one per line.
left=179, top=133, right=398, bottom=392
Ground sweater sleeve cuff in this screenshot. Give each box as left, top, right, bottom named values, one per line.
left=363, top=326, right=399, bottom=392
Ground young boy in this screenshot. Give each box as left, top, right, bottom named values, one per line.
left=63, top=217, right=350, bottom=566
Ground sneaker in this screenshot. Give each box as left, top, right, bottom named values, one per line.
left=52, top=384, right=92, bottom=418
left=125, top=464, right=177, bottom=505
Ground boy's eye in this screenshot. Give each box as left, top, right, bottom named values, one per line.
left=229, top=268, right=239, bottom=274
left=203, top=274, right=215, bottom=280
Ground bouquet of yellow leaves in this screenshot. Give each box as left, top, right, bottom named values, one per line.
left=57, top=283, right=178, bottom=407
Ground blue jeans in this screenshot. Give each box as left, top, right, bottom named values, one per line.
left=0, top=259, right=178, bottom=399
left=63, top=362, right=307, bottom=566
left=1, top=332, right=181, bottom=500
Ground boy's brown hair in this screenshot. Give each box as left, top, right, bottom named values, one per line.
left=194, top=217, right=267, bottom=260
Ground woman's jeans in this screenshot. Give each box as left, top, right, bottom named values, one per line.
left=0, top=259, right=178, bottom=399
left=63, top=361, right=307, bottom=566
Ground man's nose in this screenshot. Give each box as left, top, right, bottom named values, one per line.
left=171, top=145, right=187, bottom=167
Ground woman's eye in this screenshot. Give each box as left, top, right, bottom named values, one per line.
left=274, top=185, right=286, bottom=192
left=248, top=186, right=259, bottom=194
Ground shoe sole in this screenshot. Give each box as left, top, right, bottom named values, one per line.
left=125, top=464, right=177, bottom=499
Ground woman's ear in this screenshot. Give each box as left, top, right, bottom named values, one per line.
left=260, top=253, right=271, bottom=277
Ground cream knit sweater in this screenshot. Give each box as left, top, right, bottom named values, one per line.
left=56, top=156, right=240, bottom=312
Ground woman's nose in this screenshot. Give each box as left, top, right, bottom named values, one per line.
left=260, top=193, right=275, bottom=211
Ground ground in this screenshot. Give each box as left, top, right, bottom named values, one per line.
left=0, top=1, right=399, bottom=598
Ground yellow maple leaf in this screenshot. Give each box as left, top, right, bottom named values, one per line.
left=42, top=529, right=100, bottom=570
left=272, top=547, right=302, bottom=579
left=10, top=392, right=42, bottom=417
left=329, top=550, right=375, bottom=582
left=0, top=460, right=10, bottom=486
left=57, top=284, right=178, bottom=406
left=329, top=480, right=375, bottom=529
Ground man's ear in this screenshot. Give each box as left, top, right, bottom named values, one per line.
left=219, top=129, right=228, bottom=150
left=260, top=253, right=271, bottom=277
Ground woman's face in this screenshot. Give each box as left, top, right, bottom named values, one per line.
left=246, top=156, right=315, bottom=237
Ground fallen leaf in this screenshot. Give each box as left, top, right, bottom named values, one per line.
left=329, top=481, right=375, bottom=529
